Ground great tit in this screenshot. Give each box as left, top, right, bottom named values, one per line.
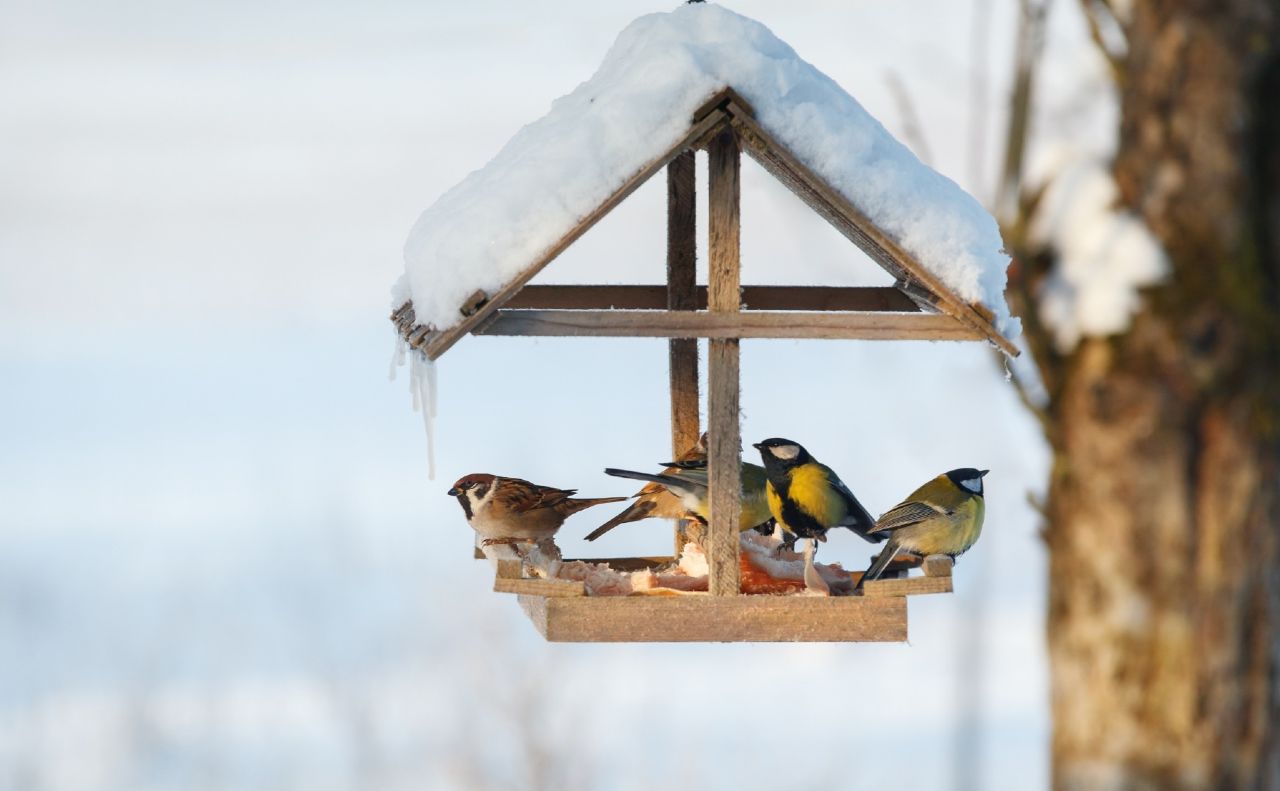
left=752, top=438, right=879, bottom=545
left=857, top=468, right=988, bottom=588
left=601, top=462, right=772, bottom=533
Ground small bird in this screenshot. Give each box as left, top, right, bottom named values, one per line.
left=753, top=438, right=879, bottom=545
left=601, top=462, right=773, bottom=533
left=585, top=433, right=707, bottom=542
left=857, top=468, right=988, bottom=589
left=447, top=474, right=626, bottom=546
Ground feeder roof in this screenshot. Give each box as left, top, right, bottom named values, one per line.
left=396, top=3, right=1020, bottom=345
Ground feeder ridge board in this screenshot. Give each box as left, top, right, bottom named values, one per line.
left=394, top=89, right=1017, bottom=643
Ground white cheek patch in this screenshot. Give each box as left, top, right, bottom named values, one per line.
left=772, top=444, right=800, bottom=461
left=471, top=485, right=497, bottom=508
left=960, top=478, right=983, bottom=494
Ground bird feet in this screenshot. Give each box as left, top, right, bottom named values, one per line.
left=480, top=537, right=526, bottom=547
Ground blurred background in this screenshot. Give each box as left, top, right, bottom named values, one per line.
left=7, top=1, right=1270, bottom=790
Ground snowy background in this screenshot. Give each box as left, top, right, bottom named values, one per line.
left=1, top=1, right=1113, bottom=788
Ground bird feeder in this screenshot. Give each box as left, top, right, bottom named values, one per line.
left=392, top=7, right=1018, bottom=643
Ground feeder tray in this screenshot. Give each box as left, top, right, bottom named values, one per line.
left=397, top=89, right=1015, bottom=642
left=483, top=547, right=955, bottom=642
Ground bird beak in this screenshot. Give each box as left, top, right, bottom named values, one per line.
left=751, top=442, right=763, bottom=450
left=447, top=487, right=461, bottom=497
left=978, top=470, right=990, bottom=478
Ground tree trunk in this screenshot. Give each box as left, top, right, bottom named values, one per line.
left=1028, top=2, right=1280, bottom=789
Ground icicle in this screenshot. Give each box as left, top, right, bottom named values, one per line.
left=426, top=354, right=438, bottom=418
left=408, top=350, right=438, bottom=480
left=409, top=354, right=421, bottom=412
left=388, top=334, right=406, bottom=382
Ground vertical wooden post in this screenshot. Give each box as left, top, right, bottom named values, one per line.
left=706, top=127, right=741, bottom=597
left=666, top=150, right=700, bottom=555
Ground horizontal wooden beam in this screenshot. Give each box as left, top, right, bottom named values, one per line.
left=560, top=556, right=674, bottom=572
left=494, top=576, right=586, bottom=597
left=475, top=309, right=986, bottom=341
left=518, top=591, right=907, bottom=642
left=502, top=285, right=922, bottom=312
left=860, top=573, right=953, bottom=598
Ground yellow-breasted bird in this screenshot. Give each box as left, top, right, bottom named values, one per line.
left=753, top=438, right=879, bottom=545
left=856, top=468, right=988, bottom=589
left=585, top=433, right=707, bottom=541
left=601, top=462, right=773, bottom=533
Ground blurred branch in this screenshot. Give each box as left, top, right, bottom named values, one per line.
left=885, top=71, right=936, bottom=166
left=967, top=0, right=993, bottom=199
left=1079, top=0, right=1128, bottom=84
left=992, top=0, right=1068, bottom=420
left=995, top=0, right=1053, bottom=224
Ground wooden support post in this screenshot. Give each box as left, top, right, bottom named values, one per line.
left=707, top=127, right=741, bottom=598
left=667, top=150, right=700, bottom=555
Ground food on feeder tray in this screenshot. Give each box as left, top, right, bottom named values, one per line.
left=856, top=468, right=988, bottom=590
left=536, top=541, right=711, bottom=596
left=600, top=460, right=772, bottom=535
left=754, top=438, right=881, bottom=547
left=585, top=433, right=708, bottom=541
left=447, top=473, right=625, bottom=545
left=738, top=532, right=854, bottom=595
left=538, top=533, right=855, bottom=596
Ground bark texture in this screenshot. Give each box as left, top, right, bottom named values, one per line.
left=1012, top=1, right=1280, bottom=789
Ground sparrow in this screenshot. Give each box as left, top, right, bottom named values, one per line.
left=448, top=474, right=626, bottom=545
left=601, top=461, right=772, bottom=533
left=585, top=433, right=707, bottom=542
left=857, top=468, right=988, bottom=589
left=753, top=438, right=880, bottom=545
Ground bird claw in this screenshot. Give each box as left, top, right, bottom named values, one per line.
left=480, top=538, right=523, bottom=547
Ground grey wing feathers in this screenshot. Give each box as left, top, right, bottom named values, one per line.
left=872, top=500, right=949, bottom=534
left=602, top=468, right=708, bottom=496
left=832, top=475, right=875, bottom=530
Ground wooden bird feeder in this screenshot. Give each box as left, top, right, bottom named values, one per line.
left=392, top=88, right=1017, bottom=643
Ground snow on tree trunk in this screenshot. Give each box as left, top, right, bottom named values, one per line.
left=1014, top=2, right=1280, bottom=788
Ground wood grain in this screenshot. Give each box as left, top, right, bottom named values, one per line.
left=560, top=556, right=674, bottom=572
left=501, top=285, right=921, bottom=312
left=860, top=574, right=953, bottom=597
left=706, top=127, right=741, bottom=598
left=667, top=150, right=701, bottom=556
left=923, top=554, right=955, bottom=577
left=474, top=309, right=985, bottom=340
left=494, top=576, right=587, bottom=598
left=518, top=593, right=908, bottom=642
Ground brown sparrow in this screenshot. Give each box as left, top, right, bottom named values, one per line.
left=584, top=433, right=707, bottom=542
left=448, top=473, right=626, bottom=545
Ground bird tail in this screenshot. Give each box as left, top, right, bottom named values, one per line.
left=856, top=539, right=901, bottom=591
left=584, top=500, right=655, bottom=542
left=603, top=468, right=708, bottom=495
left=562, top=495, right=627, bottom=517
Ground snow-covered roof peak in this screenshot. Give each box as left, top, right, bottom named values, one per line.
left=399, top=3, right=1019, bottom=343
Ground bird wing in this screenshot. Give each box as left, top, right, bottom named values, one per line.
left=829, top=470, right=875, bottom=531
left=636, top=437, right=709, bottom=493
left=501, top=478, right=577, bottom=513
left=871, top=500, right=950, bottom=534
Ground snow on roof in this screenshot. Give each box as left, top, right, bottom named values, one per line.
left=398, top=3, right=1019, bottom=340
